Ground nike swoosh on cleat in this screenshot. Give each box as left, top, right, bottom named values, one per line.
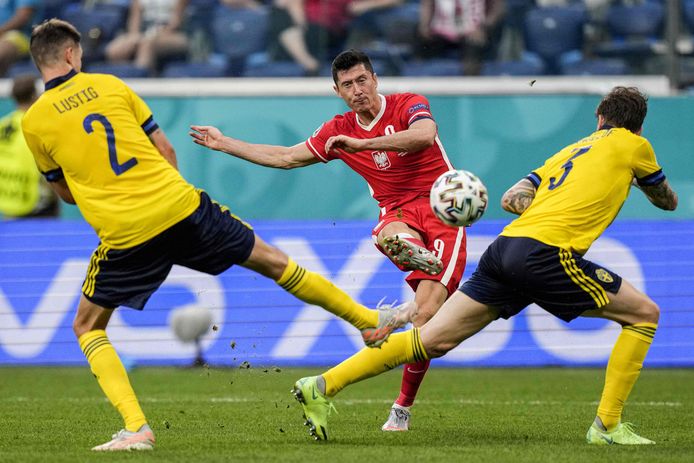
left=311, top=386, right=318, bottom=400
left=406, top=368, right=426, bottom=374
left=600, top=434, right=613, bottom=444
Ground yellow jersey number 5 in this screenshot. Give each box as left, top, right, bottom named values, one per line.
left=548, top=145, right=591, bottom=190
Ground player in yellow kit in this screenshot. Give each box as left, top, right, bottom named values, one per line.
left=292, top=87, right=679, bottom=445
left=22, top=19, right=412, bottom=452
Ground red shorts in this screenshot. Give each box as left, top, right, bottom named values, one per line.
left=372, top=197, right=467, bottom=295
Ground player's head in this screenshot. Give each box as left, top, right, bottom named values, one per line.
left=29, top=19, right=83, bottom=74
left=331, top=49, right=374, bottom=84
left=596, top=86, right=648, bottom=134
left=11, top=74, right=38, bottom=107
left=331, top=49, right=379, bottom=113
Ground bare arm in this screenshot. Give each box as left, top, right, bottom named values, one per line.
left=49, top=178, right=76, bottom=205
left=501, top=178, right=536, bottom=215
left=325, top=118, right=437, bottom=154
left=127, top=0, right=142, bottom=34
left=149, top=128, right=178, bottom=169
left=0, top=6, right=34, bottom=35
left=633, top=178, right=678, bottom=211
left=165, top=0, right=189, bottom=31
left=349, top=0, right=403, bottom=16
left=189, top=125, right=318, bottom=169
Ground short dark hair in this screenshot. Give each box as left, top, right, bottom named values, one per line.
left=596, top=86, right=648, bottom=133
left=11, top=74, right=37, bottom=105
left=331, top=49, right=374, bottom=84
left=29, top=18, right=81, bottom=70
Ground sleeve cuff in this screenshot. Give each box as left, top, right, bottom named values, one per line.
left=636, top=169, right=665, bottom=187
left=141, top=115, right=159, bottom=135
left=42, top=168, right=64, bottom=182
left=526, top=171, right=541, bottom=188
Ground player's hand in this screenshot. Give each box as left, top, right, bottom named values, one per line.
left=325, top=135, right=365, bottom=154
left=190, top=125, right=225, bottom=151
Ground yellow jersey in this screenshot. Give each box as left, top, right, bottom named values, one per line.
left=22, top=70, right=200, bottom=248
left=502, top=126, right=664, bottom=254
left=0, top=109, right=42, bottom=216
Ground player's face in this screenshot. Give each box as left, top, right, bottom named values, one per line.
left=334, top=64, right=379, bottom=113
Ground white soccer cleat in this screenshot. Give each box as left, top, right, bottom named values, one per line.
left=382, top=404, right=411, bottom=431
left=361, top=300, right=418, bottom=348
left=382, top=235, right=443, bottom=275
left=91, top=424, right=155, bottom=451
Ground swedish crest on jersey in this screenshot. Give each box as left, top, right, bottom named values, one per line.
left=595, top=268, right=614, bottom=283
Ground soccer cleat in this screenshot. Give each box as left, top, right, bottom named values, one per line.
left=381, top=404, right=411, bottom=431
left=91, top=424, right=155, bottom=451
left=586, top=420, right=655, bottom=445
left=382, top=235, right=443, bottom=275
left=361, top=300, right=418, bottom=348
left=291, top=376, right=336, bottom=441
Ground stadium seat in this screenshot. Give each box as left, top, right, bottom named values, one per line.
left=60, top=3, right=128, bottom=61
left=6, top=60, right=38, bottom=78
left=243, top=61, right=307, bottom=78
left=559, top=57, right=630, bottom=76
left=86, top=63, right=150, bottom=78
left=684, top=0, right=694, bottom=34
left=211, top=5, right=269, bottom=76
left=481, top=54, right=546, bottom=76
left=400, top=59, right=463, bottom=77
left=523, top=6, right=588, bottom=74
left=162, top=61, right=228, bottom=78
left=593, top=3, right=665, bottom=59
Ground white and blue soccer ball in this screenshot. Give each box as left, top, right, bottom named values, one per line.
left=430, top=169, right=488, bottom=227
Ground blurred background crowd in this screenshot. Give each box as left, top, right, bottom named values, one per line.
left=1, top=0, right=693, bottom=84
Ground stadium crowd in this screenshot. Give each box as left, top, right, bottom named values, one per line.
left=2, top=0, right=693, bottom=78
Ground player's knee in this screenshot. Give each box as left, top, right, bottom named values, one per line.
left=72, top=316, right=92, bottom=338
left=638, top=298, right=660, bottom=324
left=412, top=301, right=438, bottom=326
left=423, top=340, right=453, bottom=359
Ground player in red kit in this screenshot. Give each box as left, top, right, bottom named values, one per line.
left=190, top=49, right=468, bottom=432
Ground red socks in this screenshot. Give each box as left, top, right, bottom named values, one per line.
left=395, top=359, right=431, bottom=407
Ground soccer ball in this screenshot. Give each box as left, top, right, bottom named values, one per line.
left=430, top=170, right=488, bottom=227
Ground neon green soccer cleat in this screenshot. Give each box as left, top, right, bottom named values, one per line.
left=291, top=376, right=336, bottom=441
left=586, top=421, right=655, bottom=445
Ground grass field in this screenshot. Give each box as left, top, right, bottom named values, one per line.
left=1, top=366, right=692, bottom=462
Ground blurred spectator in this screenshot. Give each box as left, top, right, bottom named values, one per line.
left=0, top=0, right=38, bottom=76
left=104, top=0, right=190, bottom=74
left=0, top=75, right=59, bottom=218
left=417, top=0, right=506, bottom=75
left=268, top=0, right=402, bottom=75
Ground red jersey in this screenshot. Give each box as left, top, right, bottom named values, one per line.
left=305, top=93, right=454, bottom=215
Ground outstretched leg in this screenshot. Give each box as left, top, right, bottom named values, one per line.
left=293, top=291, right=497, bottom=440
left=242, top=234, right=414, bottom=343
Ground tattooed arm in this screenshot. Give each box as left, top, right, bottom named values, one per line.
left=633, top=178, right=678, bottom=211
left=501, top=178, right=537, bottom=215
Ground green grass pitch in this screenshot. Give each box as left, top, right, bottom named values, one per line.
left=1, top=366, right=692, bottom=462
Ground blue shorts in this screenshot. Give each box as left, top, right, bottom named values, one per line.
left=460, top=236, right=622, bottom=322
left=82, top=191, right=255, bottom=310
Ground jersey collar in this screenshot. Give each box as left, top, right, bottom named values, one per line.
left=599, top=123, right=614, bottom=130
left=45, top=69, right=78, bottom=91
left=355, top=94, right=386, bottom=131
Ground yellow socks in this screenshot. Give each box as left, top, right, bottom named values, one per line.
left=323, top=328, right=427, bottom=396
left=276, top=258, right=378, bottom=330
left=79, top=330, right=147, bottom=432
left=597, top=322, right=657, bottom=430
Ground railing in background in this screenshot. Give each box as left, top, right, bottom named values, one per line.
left=1, top=219, right=692, bottom=367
